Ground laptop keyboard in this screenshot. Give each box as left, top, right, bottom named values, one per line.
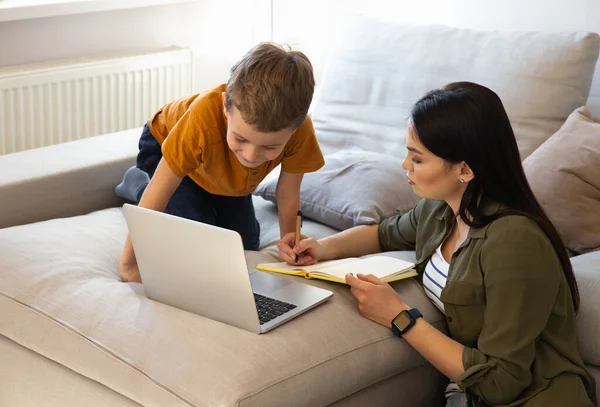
left=254, top=293, right=297, bottom=325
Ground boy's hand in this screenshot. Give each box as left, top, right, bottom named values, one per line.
left=277, top=232, right=323, bottom=266
left=119, top=259, right=142, bottom=283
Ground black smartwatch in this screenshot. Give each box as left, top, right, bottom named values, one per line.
left=391, top=308, right=423, bottom=337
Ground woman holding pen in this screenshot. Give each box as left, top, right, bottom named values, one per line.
left=277, top=82, right=595, bottom=407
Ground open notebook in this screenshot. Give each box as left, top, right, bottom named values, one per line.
left=256, top=256, right=417, bottom=284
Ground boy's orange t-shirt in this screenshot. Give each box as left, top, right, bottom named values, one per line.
left=147, top=84, right=325, bottom=197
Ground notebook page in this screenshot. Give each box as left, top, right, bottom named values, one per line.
left=301, top=257, right=359, bottom=272
left=257, top=258, right=359, bottom=273
left=313, top=256, right=414, bottom=280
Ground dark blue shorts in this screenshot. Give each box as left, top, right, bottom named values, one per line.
left=135, top=123, right=260, bottom=250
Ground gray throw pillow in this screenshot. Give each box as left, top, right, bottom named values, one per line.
left=253, top=151, right=420, bottom=231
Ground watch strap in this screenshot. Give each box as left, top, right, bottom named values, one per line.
left=407, top=308, right=423, bottom=320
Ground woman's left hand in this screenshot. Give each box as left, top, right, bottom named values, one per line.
left=345, top=273, right=409, bottom=327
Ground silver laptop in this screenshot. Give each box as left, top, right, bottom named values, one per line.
left=122, top=204, right=332, bottom=333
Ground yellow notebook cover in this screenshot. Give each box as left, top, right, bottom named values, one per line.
left=256, top=256, right=417, bottom=284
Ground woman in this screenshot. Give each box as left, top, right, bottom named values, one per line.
left=277, top=82, right=595, bottom=407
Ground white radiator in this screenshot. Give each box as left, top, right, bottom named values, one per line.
left=0, top=47, right=193, bottom=155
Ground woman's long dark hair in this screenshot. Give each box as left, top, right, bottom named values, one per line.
left=410, top=81, right=579, bottom=312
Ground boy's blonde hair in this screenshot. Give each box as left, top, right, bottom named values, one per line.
left=225, top=42, right=315, bottom=133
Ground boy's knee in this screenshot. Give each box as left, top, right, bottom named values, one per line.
left=242, top=220, right=261, bottom=251
left=243, top=235, right=260, bottom=251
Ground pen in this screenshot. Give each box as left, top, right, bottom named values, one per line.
left=295, top=210, right=303, bottom=263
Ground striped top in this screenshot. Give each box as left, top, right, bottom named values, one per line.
left=423, top=244, right=450, bottom=313
left=423, top=244, right=462, bottom=399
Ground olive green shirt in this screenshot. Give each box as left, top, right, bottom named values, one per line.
left=378, top=199, right=595, bottom=407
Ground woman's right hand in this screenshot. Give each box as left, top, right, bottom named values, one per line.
left=277, top=232, right=325, bottom=266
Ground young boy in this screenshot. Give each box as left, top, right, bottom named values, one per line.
left=115, top=42, right=324, bottom=283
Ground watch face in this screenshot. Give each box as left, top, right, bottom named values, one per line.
left=394, top=311, right=412, bottom=330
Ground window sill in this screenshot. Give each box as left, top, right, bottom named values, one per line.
left=0, top=0, right=197, bottom=22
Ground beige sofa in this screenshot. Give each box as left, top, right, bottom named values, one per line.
left=0, top=128, right=448, bottom=406
left=2, top=17, right=600, bottom=407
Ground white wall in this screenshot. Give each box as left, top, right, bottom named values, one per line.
left=272, top=0, right=600, bottom=98
left=0, top=0, right=271, bottom=93
left=1, top=0, right=599, bottom=97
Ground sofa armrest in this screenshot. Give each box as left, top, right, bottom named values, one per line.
left=0, top=128, right=140, bottom=229
left=572, top=250, right=600, bottom=367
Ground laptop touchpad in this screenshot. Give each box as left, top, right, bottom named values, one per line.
left=250, top=270, right=292, bottom=294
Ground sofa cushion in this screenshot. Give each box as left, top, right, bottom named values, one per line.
left=587, top=96, right=600, bottom=119
left=523, top=107, right=600, bottom=254
left=311, top=15, right=600, bottom=160
left=254, top=151, right=420, bottom=230
left=0, top=335, right=139, bottom=407
left=0, top=205, right=447, bottom=407
left=571, top=250, right=600, bottom=366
